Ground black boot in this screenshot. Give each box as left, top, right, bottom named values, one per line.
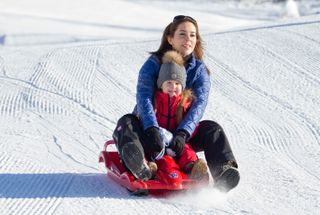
left=213, top=161, right=240, bottom=192
left=121, top=142, right=152, bottom=180
left=113, top=114, right=151, bottom=180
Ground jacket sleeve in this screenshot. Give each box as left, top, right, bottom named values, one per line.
left=136, top=56, right=161, bottom=130
left=177, top=63, right=211, bottom=135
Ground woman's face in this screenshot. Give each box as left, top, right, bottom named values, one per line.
left=161, top=80, right=183, bottom=97
left=167, top=21, right=197, bottom=57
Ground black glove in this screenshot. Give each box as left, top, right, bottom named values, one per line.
left=170, top=129, right=189, bottom=157
left=144, top=127, right=163, bottom=160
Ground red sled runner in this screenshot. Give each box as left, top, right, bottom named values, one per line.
left=99, top=140, right=209, bottom=195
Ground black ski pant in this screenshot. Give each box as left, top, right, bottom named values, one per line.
left=112, top=114, right=145, bottom=158
left=113, top=114, right=237, bottom=179
left=188, top=120, right=238, bottom=178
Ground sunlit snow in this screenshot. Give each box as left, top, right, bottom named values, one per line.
left=1, top=0, right=319, bottom=214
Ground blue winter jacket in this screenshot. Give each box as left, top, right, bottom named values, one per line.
left=133, top=53, right=211, bottom=136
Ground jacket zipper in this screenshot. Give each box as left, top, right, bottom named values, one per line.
left=166, top=95, right=172, bottom=130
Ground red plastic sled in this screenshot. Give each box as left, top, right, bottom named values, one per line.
left=99, top=140, right=209, bottom=195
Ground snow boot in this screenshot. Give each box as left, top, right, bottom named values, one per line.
left=121, top=142, right=152, bottom=180
left=188, top=159, right=209, bottom=180
left=113, top=114, right=151, bottom=180
left=213, top=160, right=240, bottom=192
left=148, top=161, right=158, bottom=178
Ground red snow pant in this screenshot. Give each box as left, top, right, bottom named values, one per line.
left=176, top=143, right=198, bottom=171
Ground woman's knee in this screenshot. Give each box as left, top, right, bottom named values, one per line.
left=113, top=114, right=142, bottom=146
left=117, top=113, right=139, bottom=126
left=199, top=120, right=223, bottom=132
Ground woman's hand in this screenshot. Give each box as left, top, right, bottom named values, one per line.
left=170, top=130, right=189, bottom=157
left=144, top=127, right=163, bottom=160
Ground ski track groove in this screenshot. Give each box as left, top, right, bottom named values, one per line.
left=14, top=177, right=45, bottom=215
left=0, top=155, right=75, bottom=214
left=277, top=25, right=320, bottom=78
left=95, top=68, right=135, bottom=115
left=97, top=45, right=139, bottom=97
left=0, top=56, right=5, bottom=76
left=221, top=65, right=319, bottom=180
left=208, top=56, right=282, bottom=151
left=210, top=27, right=318, bottom=143
left=206, top=32, right=320, bottom=183
left=91, top=46, right=139, bottom=117
left=27, top=46, right=99, bottom=114
left=239, top=31, right=320, bottom=144
left=211, top=62, right=279, bottom=152
left=0, top=138, right=73, bottom=214
left=0, top=157, right=50, bottom=214
left=241, top=30, right=320, bottom=85
left=3, top=92, right=12, bottom=116
left=0, top=153, right=10, bottom=169
left=280, top=26, right=320, bottom=46
left=0, top=66, right=116, bottom=128
left=209, top=36, right=319, bottom=147
left=239, top=30, right=320, bottom=128
left=0, top=45, right=128, bottom=128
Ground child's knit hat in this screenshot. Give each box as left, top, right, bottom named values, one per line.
left=157, top=51, right=186, bottom=89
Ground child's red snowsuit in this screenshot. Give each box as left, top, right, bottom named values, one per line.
left=154, top=90, right=198, bottom=171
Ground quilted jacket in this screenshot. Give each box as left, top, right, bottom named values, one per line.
left=133, top=53, right=211, bottom=136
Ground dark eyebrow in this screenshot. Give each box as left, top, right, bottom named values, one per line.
left=177, top=29, right=196, bottom=34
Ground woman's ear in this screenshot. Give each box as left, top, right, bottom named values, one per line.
left=167, top=36, right=172, bottom=45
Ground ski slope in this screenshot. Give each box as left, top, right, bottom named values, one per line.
left=1, top=1, right=320, bottom=214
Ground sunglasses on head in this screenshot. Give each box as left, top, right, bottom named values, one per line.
left=173, top=15, right=197, bottom=23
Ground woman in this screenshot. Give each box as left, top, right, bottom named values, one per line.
left=113, top=15, right=240, bottom=192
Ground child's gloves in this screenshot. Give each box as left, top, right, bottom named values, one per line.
left=144, top=127, right=164, bottom=160
left=159, top=127, right=173, bottom=146
left=170, top=129, right=189, bottom=157
left=159, top=127, right=176, bottom=157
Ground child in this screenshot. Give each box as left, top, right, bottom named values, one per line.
left=152, top=50, right=208, bottom=180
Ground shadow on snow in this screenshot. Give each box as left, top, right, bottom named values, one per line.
left=0, top=173, right=128, bottom=199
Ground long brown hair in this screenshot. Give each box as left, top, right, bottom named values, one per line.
left=175, top=89, right=195, bottom=124
left=151, top=16, right=210, bottom=74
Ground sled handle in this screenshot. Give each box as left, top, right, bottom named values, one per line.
left=104, top=139, right=116, bottom=151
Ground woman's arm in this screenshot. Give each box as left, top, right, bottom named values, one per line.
left=177, top=63, right=211, bottom=135
left=136, top=56, right=161, bottom=130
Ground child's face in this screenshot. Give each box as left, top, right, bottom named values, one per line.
left=161, top=80, right=183, bottom=97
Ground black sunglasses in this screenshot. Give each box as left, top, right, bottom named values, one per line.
left=173, top=15, right=197, bottom=23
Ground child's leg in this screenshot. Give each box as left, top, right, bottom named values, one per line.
left=177, top=143, right=198, bottom=172
left=177, top=144, right=208, bottom=180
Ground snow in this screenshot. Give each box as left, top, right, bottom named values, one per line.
left=1, top=0, right=320, bottom=214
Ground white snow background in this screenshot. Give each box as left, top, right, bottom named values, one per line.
left=0, top=0, right=320, bottom=214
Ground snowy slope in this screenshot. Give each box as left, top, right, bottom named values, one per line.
left=1, top=1, right=320, bottom=214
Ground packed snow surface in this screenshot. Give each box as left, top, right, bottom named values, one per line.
left=0, top=0, right=320, bottom=214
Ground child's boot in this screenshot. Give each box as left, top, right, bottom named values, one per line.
left=148, top=161, right=158, bottom=178
left=188, top=159, right=209, bottom=180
